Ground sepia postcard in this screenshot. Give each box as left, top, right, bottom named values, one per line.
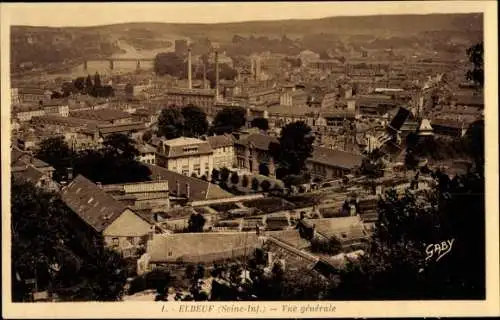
left=1, top=1, right=499, bottom=318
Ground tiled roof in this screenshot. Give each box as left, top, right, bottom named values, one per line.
left=98, top=122, right=146, bottom=135
left=235, top=133, right=278, bottom=151
left=61, top=175, right=129, bottom=232
left=70, top=109, right=132, bottom=122
left=145, top=164, right=232, bottom=201
left=11, top=147, right=53, bottom=169
left=12, top=165, right=46, bottom=184
left=453, top=94, right=484, bottom=107
left=304, top=216, right=367, bottom=241
left=430, top=119, right=465, bottom=130
left=308, top=147, right=364, bottom=170
left=147, top=232, right=261, bottom=263
left=266, top=229, right=311, bottom=250
left=206, top=134, right=235, bottom=149
left=158, top=137, right=213, bottom=158
left=267, top=104, right=314, bottom=117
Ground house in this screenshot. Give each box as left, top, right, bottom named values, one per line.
left=69, top=109, right=133, bottom=126
left=205, top=134, right=235, bottom=170
left=102, top=180, right=170, bottom=212
left=11, top=87, right=51, bottom=104
left=143, top=232, right=262, bottom=267
left=235, top=133, right=278, bottom=176
left=165, top=88, right=216, bottom=115
left=299, top=215, right=368, bottom=251
left=12, top=104, right=45, bottom=122
left=11, top=146, right=55, bottom=178
left=97, top=122, right=147, bottom=139
left=60, top=175, right=153, bottom=257
left=155, top=137, right=214, bottom=178
left=430, top=119, right=467, bottom=138
left=40, top=99, right=70, bottom=117
left=279, top=90, right=308, bottom=107
left=145, top=164, right=232, bottom=203
left=12, top=165, right=60, bottom=191
left=307, top=147, right=364, bottom=180
left=136, top=143, right=157, bottom=165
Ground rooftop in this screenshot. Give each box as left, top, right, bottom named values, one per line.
left=308, top=147, right=364, bottom=170
left=60, top=175, right=129, bottom=232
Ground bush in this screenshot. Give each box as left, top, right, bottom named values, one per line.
left=128, top=269, right=172, bottom=296
left=243, top=197, right=295, bottom=214
left=251, top=177, right=260, bottom=191
left=260, top=180, right=271, bottom=192
left=211, top=169, right=220, bottom=182
left=209, top=202, right=239, bottom=212
left=241, top=175, right=250, bottom=188
left=230, top=171, right=239, bottom=184
left=310, top=236, right=343, bottom=255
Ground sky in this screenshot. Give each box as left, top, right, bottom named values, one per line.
left=1, top=1, right=488, bottom=27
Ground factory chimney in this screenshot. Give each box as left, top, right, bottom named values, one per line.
left=215, top=47, right=220, bottom=101
left=188, top=48, right=192, bottom=89
left=203, top=56, right=207, bottom=89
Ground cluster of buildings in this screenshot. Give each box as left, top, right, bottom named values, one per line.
left=11, top=37, right=483, bottom=298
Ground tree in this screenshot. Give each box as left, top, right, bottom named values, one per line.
left=73, top=77, right=85, bottom=92
left=258, top=163, right=270, bottom=176
left=211, top=169, right=220, bottom=182
left=103, top=133, right=139, bottom=159
left=73, top=135, right=151, bottom=185
left=181, top=104, right=208, bottom=137
left=35, top=136, right=75, bottom=182
left=271, top=121, right=315, bottom=176
left=310, top=236, right=343, bottom=255
left=260, top=180, right=271, bottom=192
left=328, top=168, right=485, bottom=300
left=220, top=167, right=231, bottom=183
left=466, top=42, right=483, bottom=88
left=11, top=178, right=128, bottom=301
left=241, top=175, right=249, bottom=188
left=250, top=117, right=269, bottom=131
left=142, top=130, right=153, bottom=143
left=465, top=119, right=484, bottom=173
left=230, top=171, right=239, bottom=185
left=154, top=52, right=185, bottom=77
left=212, top=106, right=246, bottom=134
left=187, top=213, right=206, bottom=233
left=251, top=177, right=260, bottom=191
left=93, top=72, right=102, bottom=88
left=157, top=107, right=185, bottom=139
left=85, top=75, right=93, bottom=93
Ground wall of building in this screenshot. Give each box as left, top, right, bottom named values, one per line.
left=163, top=154, right=214, bottom=178
left=212, top=145, right=235, bottom=169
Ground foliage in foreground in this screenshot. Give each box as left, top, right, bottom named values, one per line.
left=11, top=178, right=128, bottom=301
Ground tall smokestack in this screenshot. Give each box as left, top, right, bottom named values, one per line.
left=215, top=48, right=219, bottom=100
left=203, top=57, right=207, bottom=89
left=188, top=48, right=192, bottom=89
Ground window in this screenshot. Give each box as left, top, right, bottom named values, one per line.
left=112, top=237, right=119, bottom=247
left=127, top=237, right=134, bottom=244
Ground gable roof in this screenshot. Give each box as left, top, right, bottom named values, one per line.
left=60, top=175, right=129, bottom=232
left=235, top=133, right=278, bottom=151
left=304, top=216, right=366, bottom=241
left=207, top=134, right=235, bottom=149
left=12, top=165, right=46, bottom=184
left=308, top=147, right=364, bottom=170
left=145, top=164, right=232, bottom=201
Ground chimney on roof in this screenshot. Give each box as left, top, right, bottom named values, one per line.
left=188, top=48, right=192, bottom=90
left=96, top=181, right=102, bottom=188
left=186, top=183, right=190, bottom=199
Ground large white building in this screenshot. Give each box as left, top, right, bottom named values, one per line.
left=155, top=137, right=214, bottom=178
left=206, top=134, right=235, bottom=170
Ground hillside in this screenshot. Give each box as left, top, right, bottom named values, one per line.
left=10, top=13, right=483, bottom=74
